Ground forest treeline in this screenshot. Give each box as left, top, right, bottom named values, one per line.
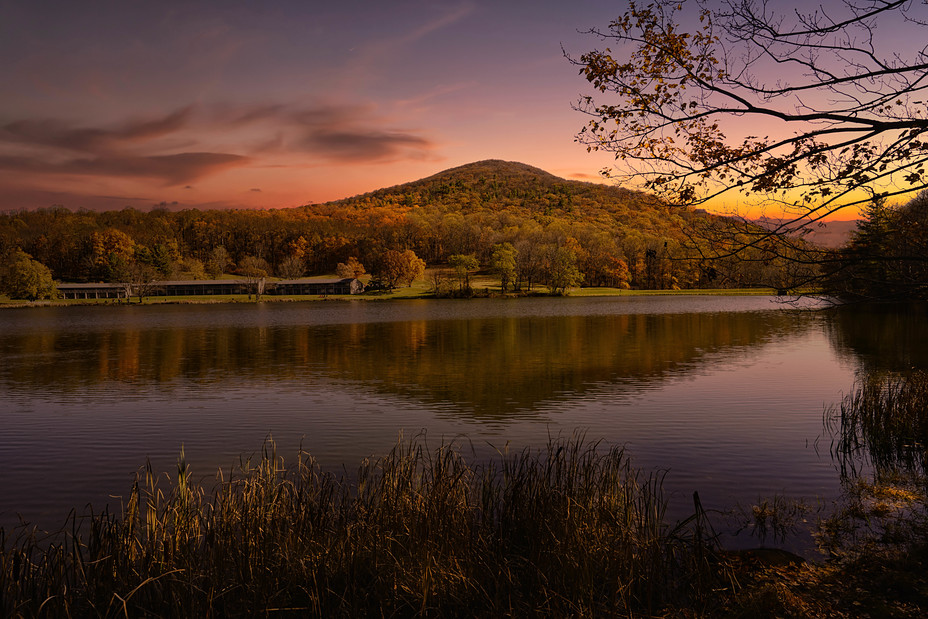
left=0, top=160, right=823, bottom=297
left=824, top=191, right=928, bottom=303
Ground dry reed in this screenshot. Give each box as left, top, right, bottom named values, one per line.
left=1, top=435, right=731, bottom=617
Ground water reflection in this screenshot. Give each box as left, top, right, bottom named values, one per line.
left=0, top=297, right=857, bottom=538
left=825, top=302, right=928, bottom=374
left=1, top=307, right=814, bottom=417
left=823, top=303, right=928, bottom=480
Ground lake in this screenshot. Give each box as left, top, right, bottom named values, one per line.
left=1, top=295, right=920, bottom=551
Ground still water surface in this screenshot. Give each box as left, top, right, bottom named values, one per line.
left=0, top=296, right=893, bottom=549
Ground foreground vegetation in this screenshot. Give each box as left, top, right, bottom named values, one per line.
left=3, top=369, right=928, bottom=618
left=1, top=437, right=730, bottom=617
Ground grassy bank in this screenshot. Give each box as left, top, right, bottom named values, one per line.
left=0, top=282, right=781, bottom=308
left=1, top=428, right=926, bottom=617
left=1, top=437, right=729, bottom=617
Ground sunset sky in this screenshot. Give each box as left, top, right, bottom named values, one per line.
left=0, top=0, right=920, bottom=216
left=0, top=0, right=632, bottom=213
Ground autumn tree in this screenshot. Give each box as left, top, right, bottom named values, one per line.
left=278, top=235, right=310, bottom=278
left=336, top=256, right=366, bottom=279
left=376, top=250, right=425, bottom=288
left=176, top=256, right=206, bottom=280
left=514, top=239, right=544, bottom=291
left=134, top=241, right=180, bottom=278
left=206, top=246, right=232, bottom=278
left=277, top=256, right=306, bottom=279
left=572, top=0, right=928, bottom=294
left=448, top=253, right=479, bottom=293
left=605, top=256, right=631, bottom=289
left=0, top=250, right=57, bottom=301
left=429, top=268, right=454, bottom=296
left=238, top=255, right=270, bottom=299
left=543, top=245, right=584, bottom=294
left=490, top=242, right=518, bottom=292
left=287, top=236, right=309, bottom=262
left=376, top=250, right=403, bottom=288
left=110, top=259, right=160, bottom=303
left=89, top=228, right=136, bottom=281
left=399, top=250, right=426, bottom=286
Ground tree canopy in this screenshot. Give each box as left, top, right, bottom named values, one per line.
left=1, top=250, right=57, bottom=301
left=573, top=0, right=928, bottom=228
left=1, top=160, right=816, bottom=294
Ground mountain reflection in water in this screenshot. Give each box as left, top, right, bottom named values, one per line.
left=2, top=299, right=813, bottom=416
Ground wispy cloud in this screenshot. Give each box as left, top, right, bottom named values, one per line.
left=0, top=101, right=438, bottom=192
left=398, top=2, right=475, bottom=47
left=568, top=172, right=599, bottom=181
left=335, top=2, right=476, bottom=93
left=0, top=107, right=194, bottom=154
left=288, top=105, right=436, bottom=162
left=0, top=152, right=248, bottom=185
left=215, top=102, right=439, bottom=163
left=394, top=81, right=477, bottom=111
left=303, top=129, right=433, bottom=162
left=0, top=107, right=247, bottom=185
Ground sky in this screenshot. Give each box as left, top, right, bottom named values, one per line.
left=0, top=0, right=629, bottom=212
left=1, top=0, right=922, bottom=217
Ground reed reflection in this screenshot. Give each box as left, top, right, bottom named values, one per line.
left=824, top=304, right=928, bottom=478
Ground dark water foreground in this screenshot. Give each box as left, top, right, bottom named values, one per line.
left=0, top=296, right=924, bottom=550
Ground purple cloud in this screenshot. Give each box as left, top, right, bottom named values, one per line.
left=0, top=101, right=437, bottom=192
left=215, top=102, right=438, bottom=162
left=0, top=107, right=249, bottom=185
left=303, top=129, right=434, bottom=162
left=0, top=152, right=248, bottom=185
left=0, top=107, right=194, bottom=154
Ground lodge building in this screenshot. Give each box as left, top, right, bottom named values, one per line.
left=57, top=278, right=364, bottom=300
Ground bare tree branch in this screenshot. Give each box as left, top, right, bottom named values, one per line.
left=570, top=0, right=928, bottom=226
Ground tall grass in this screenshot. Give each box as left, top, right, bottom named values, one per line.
left=0, top=436, right=730, bottom=617
left=826, top=371, right=928, bottom=476
left=821, top=371, right=928, bottom=565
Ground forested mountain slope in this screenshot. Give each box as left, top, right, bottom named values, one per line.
left=1, top=160, right=794, bottom=291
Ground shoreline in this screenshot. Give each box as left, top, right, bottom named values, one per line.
left=0, top=287, right=785, bottom=309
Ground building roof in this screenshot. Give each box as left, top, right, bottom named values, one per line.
left=58, top=278, right=358, bottom=288
left=57, top=282, right=124, bottom=289
left=275, top=278, right=356, bottom=285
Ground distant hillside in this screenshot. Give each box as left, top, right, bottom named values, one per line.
left=326, top=160, right=855, bottom=247
left=753, top=216, right=858, bottom=248
left=802, top=220, right=857, bottom=248
left=291, top=159, right=722, bottom=288
left=2, top=159, right=807, bottom=291
left=322, top=159, right=661, bottom=221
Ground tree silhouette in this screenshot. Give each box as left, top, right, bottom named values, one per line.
left=573, top=0, right=928, bottom=237
left=827, top=190, right=928, bottom=300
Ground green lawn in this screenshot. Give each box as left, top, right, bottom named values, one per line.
left=0, top=270, right=785, bottom=308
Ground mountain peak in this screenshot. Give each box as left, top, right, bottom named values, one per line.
left=319, top=158, right=656, bottom=225
left=421, top=160, right=562, bottom=183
